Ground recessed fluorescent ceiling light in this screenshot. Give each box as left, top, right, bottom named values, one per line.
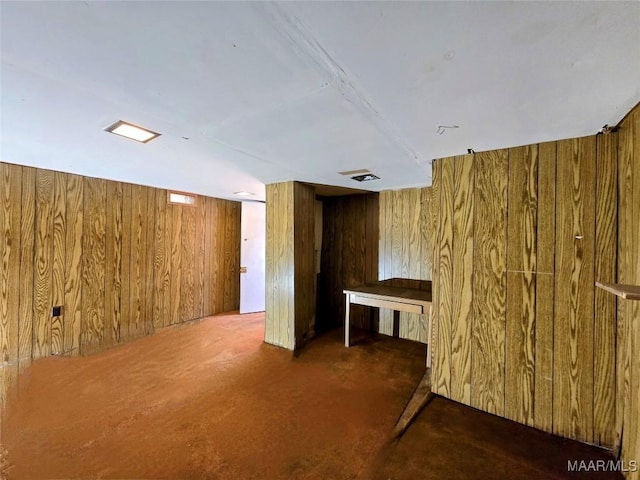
left=105, top=120, right=160, bottom=143
left=234, top=191, right=254, bottom=196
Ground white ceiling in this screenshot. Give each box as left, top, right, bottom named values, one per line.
left=1, top=1, right=638, bottom=202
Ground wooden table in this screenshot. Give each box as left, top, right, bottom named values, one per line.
left=343, top=284, right=433, bottom=367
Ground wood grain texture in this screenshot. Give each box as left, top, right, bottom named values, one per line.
left=33, top=169, right=53, bottom=359
left=376, top=187, right=432, bottom=342
left=616, top=104, right=640, bottom=479
left=194, top=198, right=206, bottom=318
left=378, top=191, right=393, bottom=335
left=120, top=183, right=132, bottom=341
left=1, top=163, right=22, bottom=367
left=1, top=162, right=242, bottom=368
left=169, top=204, right=183, bottom=325
left=104, top=181, right=123, bottom=346
left=630, top=107, right=640, bottom=480
left=317, top=194, right=378, bottom=333
left=593, top=133, right=617, bottom=448
left=505, top=145, right=538, bottom=425
left=129, top=184, right=146, bottom=338
left=435, top=158, right=454, bottom=397
left=450, top=155, right=474, bottom=405
left=553, top=137, right=596, bottom=444
left=534, top=141, right=556, bottom=433
left=222, top=201, right=235, bottom=312
left=81, top=177, right=106, bottom=354
left=51, top=172, right=66, bottom=355
left=18, top=167, right=36, bottom=365
left=420, top=188, right=432, bottom=282
left=265, top=182, right=294, bottom=349
left=293, top=182, right=316, bottom=345
left=153, top=190, right=169, bottom=328
left=181, top=200, right=196, bottom=321
left=231, top=202, right=241, bottom=311
left=471, top=149, right=508, bottom=416
left=144, top=187, right=156, bottom=335
left=430, top=161, right=441, bottom=381
left=63, top=174, right=83, bottom=355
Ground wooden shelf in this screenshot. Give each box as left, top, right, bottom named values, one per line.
left=596, top=282, right=640, bottom=301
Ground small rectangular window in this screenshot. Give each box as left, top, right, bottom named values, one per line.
left=167, top=190, right=198, bottom=207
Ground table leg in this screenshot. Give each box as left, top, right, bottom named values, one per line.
left=345, top=294, right=351, bottom=347
left=426, top=304, right=433, bottom=368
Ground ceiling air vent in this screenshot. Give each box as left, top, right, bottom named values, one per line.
left=351, top=173, right=380, bottom=182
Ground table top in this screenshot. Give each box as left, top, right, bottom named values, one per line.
left=343, top=284, right=432, bottom=305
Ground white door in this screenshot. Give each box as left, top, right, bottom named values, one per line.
left=240, top=201, right=265, bottom=314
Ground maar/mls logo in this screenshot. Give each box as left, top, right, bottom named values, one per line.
left=567, top=459, right=638, bottom=472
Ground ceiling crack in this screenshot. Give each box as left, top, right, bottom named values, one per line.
left=255, top=2, right=422, bottom=165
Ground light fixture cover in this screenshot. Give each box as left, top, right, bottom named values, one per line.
left=234, top=191, right=255, bottom=196
left=105, top=120, right=160, bottom=143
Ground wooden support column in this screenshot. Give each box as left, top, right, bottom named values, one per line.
left=265, top=181, right=316, bottom=350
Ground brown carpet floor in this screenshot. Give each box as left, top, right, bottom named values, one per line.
left=1, top=313, right=620, bottom=479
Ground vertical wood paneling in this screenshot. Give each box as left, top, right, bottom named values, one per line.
left=129, top=185, right=146, bottom=338
left=194, top=199, right=206, bottom=318
left=293, top=183, right=316, bottom=344
left=420, top=188, right=432, bottom=282
left=505, top=145, right=538, bottom=425
left=267, top=182, right=295, bottom=348
left=631, top=108, right=640, bottom=480
left=435, top=158, right=454, bottom=397
left=380, top=191, right=394, bottom=335
left=431, top=161, right=442, bottom=379
left=1, top=163, right=22, bottom=368
left=534, top=141, right=556, bottom=433
left=265, top=186, right=277, bottom=344
left=450, top=155, right=474, bottom=405
left=202, top=198, right=213, bottom=316
left=376, top=187, right=432, bottom=342
left=63, top=174, right=83, bottom=355
left=231, top=202, right=241, bottom=311
left=144, top=187, right=156, bottom=335
left=170, top=204, right=182, bottom=325
left=33, top=169, right=54, bottom=359
left=1, top=162, right=242, bottom=374
left=265, top=183, right=294, bottom=349
left=153, top=190, right=169, bottom=328
left=631, top=109, right=640, bottom=480
left=120, top=183, right=132, bottom=341
left=400, top=189, right=421, bottom=340
left=593, top=133, right=617, bottom=448
left=51, top=172, right=66, bottom=355
left=316, top=194, right=379, bottom=334
left=553, top=137, right=596, bottom=444
left=181, top=202, right=196, bottom=321
left=81, top=177, right=106, bottom=353
left=104, top=181, right=122, bottom=345
left=18, top=167, right=36, bottom=365
left=222, top=201, right=234, bottom=312
left=471, top=149, right=508, bottom=416
left=617, top=118, right=633, bottom=459
left=617, top=105, right=640, bottom=479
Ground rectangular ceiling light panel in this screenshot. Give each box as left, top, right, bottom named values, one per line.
left=105, top=120, right=161, bottom=143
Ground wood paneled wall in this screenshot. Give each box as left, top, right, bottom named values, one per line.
left=1, top=162, right=240, bottom=400
left=378, top=188, right=432, bottom=343
left=317, top=193, right=379, bottom=332
left=617, top=104, right=640, bottom=479
left=431, top=138, right=618, bottom=448
left=265, top=182, right=316, bottom=350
